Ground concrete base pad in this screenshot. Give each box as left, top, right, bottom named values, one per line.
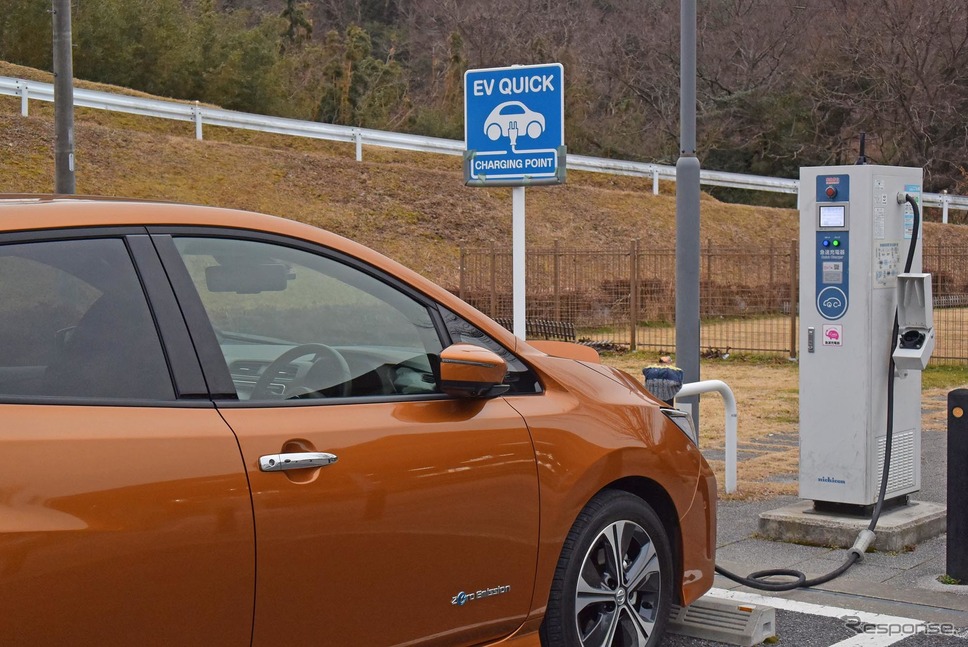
left=758, top=500, right=946, bottom=552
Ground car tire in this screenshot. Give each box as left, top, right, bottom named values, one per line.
left=541, top=490, right=673, bottom=647
left=526, top=121, right=542, bottom=139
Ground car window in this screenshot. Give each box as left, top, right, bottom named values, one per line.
left=0, top=238, right=175, bottom=401
left=440, top=308, right=542, bottom=394
left=172, top=237, right=444, bottom=402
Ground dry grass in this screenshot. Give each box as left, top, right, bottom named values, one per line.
left=4, top=62, right=967, bottom=289
left=603, top=354, right=801, bottom=499
left=600, top=353, right=968, bottom=500
left=617, top=309, right=968, bottom=363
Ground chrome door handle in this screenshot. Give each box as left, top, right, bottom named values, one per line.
left=259, top=452, right=338, bottom=472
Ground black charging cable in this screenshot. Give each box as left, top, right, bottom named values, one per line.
left=714, top=193, right=922, bottom=591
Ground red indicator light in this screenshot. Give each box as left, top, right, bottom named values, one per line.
left=825, top=186, right=838, bottom=199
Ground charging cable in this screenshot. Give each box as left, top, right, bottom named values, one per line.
left=714, top=193, right=922, bottom=591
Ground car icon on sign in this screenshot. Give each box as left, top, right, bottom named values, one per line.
left=484, top=101, right=545, bottom=141
left=822, top=296, right=842, bottom=309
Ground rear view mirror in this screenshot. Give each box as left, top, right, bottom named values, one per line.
left=439, top=344, right=509, bottom=398
left=206, top=263, right=289, bottom=293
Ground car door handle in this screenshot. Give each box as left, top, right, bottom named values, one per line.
left=259, top=452, right=338, bottom=472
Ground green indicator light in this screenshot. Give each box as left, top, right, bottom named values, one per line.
left=832, top=240, right=841, bottom=247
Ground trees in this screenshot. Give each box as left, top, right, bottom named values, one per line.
left=806, top=0, right=968, bottom=189
left=4, top=0, right=968, bottom=192
left=314, top=25, right=408, bottom=126
left=0, top=0, right=52, bottom=71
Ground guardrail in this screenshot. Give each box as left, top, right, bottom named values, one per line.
left=4, top=75, right=968, bottom=218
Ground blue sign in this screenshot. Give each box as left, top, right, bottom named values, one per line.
left=903, top=184, right=920, bottom=239
left=815, top=231, right=849, bottom=320
left=464, top=63, right=565, bottom=186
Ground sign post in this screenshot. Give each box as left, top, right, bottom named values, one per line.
left=464, top=63, right=566, bottom=338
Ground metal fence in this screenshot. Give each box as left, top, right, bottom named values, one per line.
left=458, top=242, right=968, bottom=364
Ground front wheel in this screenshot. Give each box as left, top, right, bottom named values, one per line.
left=542, top=490, right=673, bottom=647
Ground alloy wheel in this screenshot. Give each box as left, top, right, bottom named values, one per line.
left=574, top=519, right=661, bottom=647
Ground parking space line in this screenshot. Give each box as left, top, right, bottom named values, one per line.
left=706, top=588, right=923, bottom=647
left=826, top=634, right=911, bottom=646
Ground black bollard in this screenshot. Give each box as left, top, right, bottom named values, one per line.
left=948, top=389, right=968, bottom=582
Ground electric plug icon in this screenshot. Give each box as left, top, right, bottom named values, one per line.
left=508, top=121, right=519, bottom=151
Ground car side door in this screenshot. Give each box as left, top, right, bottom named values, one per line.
left=0, top=232, right=254, bottom=646
left=155, top=231, right=540, bottom=647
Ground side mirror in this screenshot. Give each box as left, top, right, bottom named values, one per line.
left=439, top=344, right=509, bottom=398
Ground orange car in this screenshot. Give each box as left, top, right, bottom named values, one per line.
left=0, top=196, right=715, bottom=647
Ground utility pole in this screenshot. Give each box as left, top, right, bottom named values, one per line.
left=52, top=0, right=76, bottom=194
left=676, top=0, right=701, bottom=428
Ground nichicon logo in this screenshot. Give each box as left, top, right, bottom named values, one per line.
left=818, top=476, right=846, bottom=484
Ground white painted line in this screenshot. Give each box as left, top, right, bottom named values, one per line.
left=825, top=634, right=913, bottom=647
left=706, top=588, right=924, bottom=647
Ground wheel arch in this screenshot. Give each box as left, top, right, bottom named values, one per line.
left=603, top=477, right=684, bottom=605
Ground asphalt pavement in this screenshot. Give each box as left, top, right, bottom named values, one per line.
left=659, top=403, right=968, bottom=646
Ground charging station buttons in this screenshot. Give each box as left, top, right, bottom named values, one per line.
left=816, top=174, right=850, bottom=202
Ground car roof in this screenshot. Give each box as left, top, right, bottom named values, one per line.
left=0, top=194, right=374, bottom=248
left=0, top=193, right=409, bottom=280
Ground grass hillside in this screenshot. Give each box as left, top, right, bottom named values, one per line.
left=2, top=60, right=967, bottom=289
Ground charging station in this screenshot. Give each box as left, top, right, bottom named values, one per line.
left=798, top=165, right=934, bottom=510
left=739, top=162, right=943, bottom=586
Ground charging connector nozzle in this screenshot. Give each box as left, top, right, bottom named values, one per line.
left=848, top=529, right=876, bottom=561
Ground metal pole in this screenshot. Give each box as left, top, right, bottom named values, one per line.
left=52, top=0, right=76, bottom=194
left=194, top=101, right=203, bottom=140
left=677, top=380, right=738, bottom=493
left=490, top=245, right=497, bottom=317
left=513, top=186, right=526, bottom=338
left=458, top=247, right=467, bottom=301
left=789, top=239, right=798, bottom=359
left=19, top=81, right=29, bottom=116
left=630, top=239, right=639, bottom=350
left=553, top=239, right=561, bottom=321
left=676, top=0, right=701, bottom=428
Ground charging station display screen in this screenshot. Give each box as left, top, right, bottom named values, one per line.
left=819, top=205, right=846, bottom=228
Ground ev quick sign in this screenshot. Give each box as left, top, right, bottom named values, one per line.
left=464, top=63, right=565, bottom=186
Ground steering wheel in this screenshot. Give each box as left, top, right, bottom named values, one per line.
left=250, top=343, right=352, bottom=400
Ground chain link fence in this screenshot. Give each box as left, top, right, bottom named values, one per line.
left=456, top=242, right=968, bottom=364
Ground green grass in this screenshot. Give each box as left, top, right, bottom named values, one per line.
left=600, top=348, right=799, bottom=367
left=921, top=365, right=968, bottom=390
